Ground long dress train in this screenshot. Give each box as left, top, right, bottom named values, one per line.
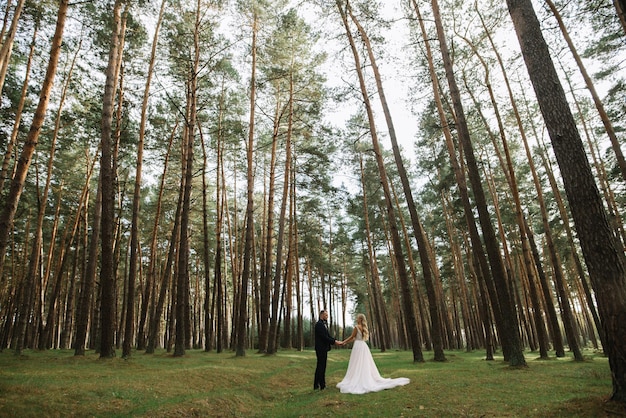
left=336, top=328, right=410, bottom=394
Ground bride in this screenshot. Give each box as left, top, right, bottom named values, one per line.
left=336, top=313, right=410, bottom=394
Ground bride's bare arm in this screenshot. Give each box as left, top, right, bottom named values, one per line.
left=341, top=326, right=359, bottom=345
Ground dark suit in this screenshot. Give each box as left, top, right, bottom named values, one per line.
left=314, top=319, right=336, bottom=390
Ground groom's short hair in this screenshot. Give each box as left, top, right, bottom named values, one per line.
left=319, top=309, right=326, bottom=316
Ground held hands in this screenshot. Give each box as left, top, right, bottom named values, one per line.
left=336, top=340, right=344, bottom=346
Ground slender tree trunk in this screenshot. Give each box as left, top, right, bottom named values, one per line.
left=99, top=0, right=125, bottom=359
left=409, top=0, right=500, bottom=361
left=357, top=154, right=388, bottom=352
left=199, top=122, right=211, bottom=352
left=74, top=153, right=101, bottom=355
left=0, top=20, right=36, bottom=198
left=211, top=103, right=226, bottom=352
left=174, top=112, right=193, bottom=357
left=336, top=0, right=422, bottom=362
left=137, top=122, right=176, bottom=352
left=14, top=11, right=75, bottom=354
left=0, top=0, right=25, bottom=108
left=41, top=191, right=75, bottom=350
left=173, top=0, right=202, bottom=357
left=460, top=30, right=552, bottom=359
left=146, top=160, right=183, bottom=354
left=543, top=0, right=626, bottom=182
left=347, top=1, right=443, bottom=361
left=442, top=191, right=474, bottom=351
left=615, top=0, right=626, bottom=35
left=431, top=0, right=526, bottom=366
left=60, top=239, right=80, bottom=349
left=284, top=153, right=297, bottom=349
left=391, top=181, right=429, bottom=351
left=293, top=180, right=303, bottom=350
left=267, top=70, right=295, bottom=355
left=237, top=10, right=259, bottom=357
left=0, top=0, right=68, bottom=280
left=260, top=96, right=281, bottom=354
left=124, top=0, right=165, bottom=358
left=35, top=34, right=82, bottom=351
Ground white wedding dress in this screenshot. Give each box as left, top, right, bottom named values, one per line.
left=336, top=328, right=410, bottom=394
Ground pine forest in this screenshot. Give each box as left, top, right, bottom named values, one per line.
left=1, top=0, right=626, bottom=406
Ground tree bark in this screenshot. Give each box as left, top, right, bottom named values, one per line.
left=507, top=0, right=626, bottom=401
left=545, top=0, right=626, bottom=183
left=347, top=1, right=444, bottom=362
left=431, top=0, right=526, bottom=366
left=0, top=0, right=25, bottom=108
left=336, top=0, right=423, bottom=362
left=0, top=19, right=36, bottom=199
left=99, top=0, right=125, bottom=359
left=409, top=0, right=499, bottom=361
left=236, top=9, right=259, bottom=357
left=0, top=0, right=68, bottom=281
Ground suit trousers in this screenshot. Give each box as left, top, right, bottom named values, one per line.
left=314, top=349, right=328, bottom=389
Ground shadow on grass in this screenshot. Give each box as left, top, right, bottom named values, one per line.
left=540, top=395, right=625, bottom=418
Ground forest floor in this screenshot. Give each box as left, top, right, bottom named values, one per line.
left=0, top=346, right=622, bottom=417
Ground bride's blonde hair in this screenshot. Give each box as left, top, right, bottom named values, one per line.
left=357, top=313, right=369, bottom=341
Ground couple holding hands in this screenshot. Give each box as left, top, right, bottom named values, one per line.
left=313, top=310, right=410, bottom=394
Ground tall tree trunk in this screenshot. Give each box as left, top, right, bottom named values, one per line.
left=259, top=95, right=281, bottom=354
left=173, top=0, right=202, bottom=357
left=409, top=0, right=499, bottom=361
left=124, top=0, right=165, bottom=358
left=543, top=0, right=626, bottom=182
left=200, top=121, right=212, bottom=352
left=13, top=9, right=75, bottom=354
left=346, top=1, right=444, bottom=362
left=292, top=176, right=303, bottom=350
left=174, top=111, right=193, bottom=356
left=358, top=155, right=388, bottom=351
left=267, top=70, right=295, bottom=355
left=146, top=156, right=183, bottom=354
left=0, top=20, right=36, bottom=198
left=74, top=153, right=101, bottom=355
left=476, top=4, right=570, bottom=358
left=60, top=237, right=80, bottom=349
left=390, top=178, right=428, bottom=351
left=0, top=0, right=68, bottom=280
left=237, top=10, right=259, bottom=357
left=41, top=191, right=73, bottom=349
left=442, top=191, right=474, bottom=351
left=507, top=0, right=626, bottom=401
left=99, top=0, right=125, bottom=359
left=284, top=152, right=296, bottom=350
left=459, top=29, right=552, bottom=359
left=615, top=0, right=626, bottom=35
left=336, top=0, right=422, bottom=362
left=431, top=0, right=526, bottom=366
left=0, top=0, right=25, bottom=108
left=138, top=121, right=176, bottom=352
left=35, top=35, right=82, bottom=351
left=210, top=98, right=226, bottom=352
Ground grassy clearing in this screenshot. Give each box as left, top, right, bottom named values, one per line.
left=0, top=347, right=619, bottom=417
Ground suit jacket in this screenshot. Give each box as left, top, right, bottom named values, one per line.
left=315, top=319, right=336, bottom=352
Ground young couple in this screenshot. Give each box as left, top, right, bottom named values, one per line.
left=313, top=310, right=410, bottom=394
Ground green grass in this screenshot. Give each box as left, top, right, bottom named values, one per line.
left=0, top=347, right=620, bottom=417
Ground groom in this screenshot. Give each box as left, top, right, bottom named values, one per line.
left=314, top=309, right=342, bottom=390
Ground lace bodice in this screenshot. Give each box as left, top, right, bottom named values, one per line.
left=356, top=327, right=364, bottom=341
